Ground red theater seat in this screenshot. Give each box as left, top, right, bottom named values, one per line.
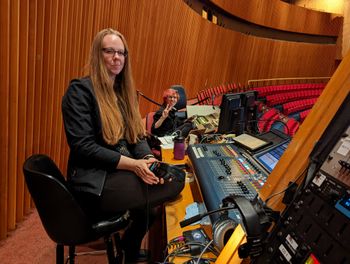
left=283, top=98, right=318, bottom=115
left=265, top=90, right=322, bottom=106
left=299, top=109, right=311, bottom=122
left=257, top=108, right=280, bottom=132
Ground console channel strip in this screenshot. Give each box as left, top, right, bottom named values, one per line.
left=187, top=143, right=269, bottom=223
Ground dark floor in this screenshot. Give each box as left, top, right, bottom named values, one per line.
left=0, top=209, right=164, bottom=264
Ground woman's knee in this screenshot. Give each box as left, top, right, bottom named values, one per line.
left=167, top=180, right=185, bottom=198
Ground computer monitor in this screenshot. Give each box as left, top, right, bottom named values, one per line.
left=218, top=93, right=245, bottom=134
left=243, top=91, right=258, bottom=133
left=218, top=91, right=257, bottom=135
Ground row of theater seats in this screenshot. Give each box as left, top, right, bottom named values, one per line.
left=282, top=97, right=318, bottom=115
left=254, top=83, right=326, bottom=97
left=254, top=83, right=326, bottom=136
left=264, top=89, right=323, bottom=107
left=194, top=82, right=327, bottom=136
left=196, top=83, right=245, bottom=106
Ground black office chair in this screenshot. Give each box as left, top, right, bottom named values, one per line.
left=171, top=84, right=187, bottom=119
left=23, top=154, right=130, bottom=264
left=171, top=84, right=187, bottom=111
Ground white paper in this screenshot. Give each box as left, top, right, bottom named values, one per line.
left=158, top=135, right=175, bottom=149
left=337, top=138, right=350, bottom=156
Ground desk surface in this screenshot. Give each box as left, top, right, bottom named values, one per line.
left=161, top=147, right=189, bottom=165
left=162, top=146, right=246, bottom=264
left=162, top=147, right=216, bottom=263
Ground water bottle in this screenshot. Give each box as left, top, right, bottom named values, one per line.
left=173, top=135, right=185, bottom=160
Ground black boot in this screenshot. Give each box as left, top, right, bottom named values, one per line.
left=122, top=207, right=158, bottom=263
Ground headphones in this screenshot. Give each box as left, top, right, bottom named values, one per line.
left=212, top=214, right=237, bottom=250
left=221, top=195, right=264, bottom=258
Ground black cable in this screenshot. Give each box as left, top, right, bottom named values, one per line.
left=264, top=165, right=308, bottom=205
left=195, top=240, right=214, bottom=264
left=164, top=243, right=217, bottom=264
left=179, top=206, right=236, bottom=228
left=184, top=241, right=220, bottom=256
left=146, top=184, right=150, bottom=245
left=217, top=118, right=291, bottom=136
left=255, top=119, right=291, bottom=135
left=137, top=90, right=162, bottom=107
left=163, top=246, right=191, bottom=263
left=245, top=118, right=291, bottom=135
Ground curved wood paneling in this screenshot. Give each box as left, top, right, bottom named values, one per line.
left=0, top=0, right=10, bottom=239
left=210, top=0, right=342, bottom=36
left=0, top=0, right=341, bottom=239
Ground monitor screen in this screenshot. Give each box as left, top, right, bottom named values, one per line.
left=243, top=91, right=257, bottom=108
left=218, top=93, right=244, bottom=134
left=217, top=91, right=259, bottom=135
left=254, top=141, right=290, bottom=173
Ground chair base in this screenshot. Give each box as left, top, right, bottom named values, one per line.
left=57, top=233, right=124, bottom=264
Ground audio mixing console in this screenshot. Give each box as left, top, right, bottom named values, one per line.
left=187, top=143, right=270, bottom=248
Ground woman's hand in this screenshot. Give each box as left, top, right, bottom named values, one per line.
left=132, top=159, right=164, bottom=185
left=161, top=104, right=172, bottom=119
left=154, top=104, right=173, bottom=129
left=118, top=156, right=164, bottom=185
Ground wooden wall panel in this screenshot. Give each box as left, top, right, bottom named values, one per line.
left=24, top=0, right=38, bottom=213
left=8, top=0, right=20, bottom=231
left=344, top=0, right=350, bottom=57
left=0, top=0, right=10, bottom=240
left=210, top=0, right=342, bottom=36
left=16, top=0, right=29, bottom=223
left=130, top=1, right=337, bottom=115
left=0, top=0, right=342, bottom=240
left=294, top=0, right=344, bottom=15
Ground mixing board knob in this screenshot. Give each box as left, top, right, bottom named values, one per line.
left=212, top=150, right=221, bottom=156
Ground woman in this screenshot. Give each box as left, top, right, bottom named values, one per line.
left=62, top=28, right=184, bottom=262
left=151, top=88, right=194, bottom=137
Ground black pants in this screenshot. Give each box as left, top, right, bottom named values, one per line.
left=77, top=170, right=184, bottom=258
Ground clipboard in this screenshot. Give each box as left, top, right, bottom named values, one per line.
left=232, top=133, right=271, bottom=152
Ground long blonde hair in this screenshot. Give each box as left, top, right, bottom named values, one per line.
left=89, top=28, right=145, bottom=145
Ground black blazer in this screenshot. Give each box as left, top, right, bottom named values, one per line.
left=62, top=77, right=152, bottom=196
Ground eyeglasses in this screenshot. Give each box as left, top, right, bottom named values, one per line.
left=167, top=96, right=177, bottom=99
left=102, top=48, right=128, bottom=57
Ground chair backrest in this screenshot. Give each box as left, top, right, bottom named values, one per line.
left=23, top=154, right=95, bottom=245
left=171, top=85, right=187, bottom=110
left=145, top=111, right=156, bottom=134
